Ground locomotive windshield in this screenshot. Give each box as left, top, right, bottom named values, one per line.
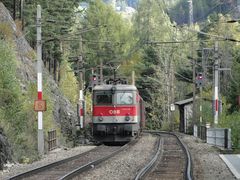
left=116, top=92, right=133, bottom=105
left=94, top=90, right=134, bottom=105
left=96, top=94, right=112, bottom=105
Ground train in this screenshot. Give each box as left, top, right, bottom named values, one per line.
left=92, top=83, right=145, bottom=143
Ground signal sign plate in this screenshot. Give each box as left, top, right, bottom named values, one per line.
left=34, top=100, right=47, bottom=111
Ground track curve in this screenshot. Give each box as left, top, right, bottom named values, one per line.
left=8, top=142, right=134, bottom=180
left=135, top=131, right=193, bottom=180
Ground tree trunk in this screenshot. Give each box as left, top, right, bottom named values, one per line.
left=48, top=56, right=51, bottom=73
left=20, top=0, right=24, bottom=30
left=53, top=58, right=57, bottom=81
left=13, top=0, right=16, bottom=20
left=57, top=61, right=61, bottom=84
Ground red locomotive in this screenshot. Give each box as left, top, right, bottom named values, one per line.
left=92, top=84, right=145, bottom=143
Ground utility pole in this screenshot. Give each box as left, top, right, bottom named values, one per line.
left=132, top=71, right=135, bottom=85
left=213, top=41, right=219, bottom=126
left=188, top=0, right=194, bottom=26
left=188, top=0, right=196, bottom=132
left=199, top=86, right=203, bottom=124
left=192, top=56, right=196, bottom=127
left=199, top=49, right=204, bottom=126
left=166, top=63, right=170, bottom=124
left=78, top=35, right=84, bottom=129
left=78, top=35, right=83, bottom=91
left=36, top=5, right=44, bottom=155
left=100, top=59, right=103, bottom=85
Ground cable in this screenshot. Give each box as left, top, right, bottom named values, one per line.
left=229, top=67, right=240, bottom=85
left=183, top=2, right=239, bottom=42
left=174, top=72, right=193, bottom=83
left=192, top=1, right=225, bottom=23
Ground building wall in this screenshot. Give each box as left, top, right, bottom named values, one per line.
left=184, top=104, right=193, bottom=134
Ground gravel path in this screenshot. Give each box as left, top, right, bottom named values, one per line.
left=178, top=133, right=236, bottom=180
left=0, top=145, right=95, bottom=180
left=75, top=133, right=157, bottom=180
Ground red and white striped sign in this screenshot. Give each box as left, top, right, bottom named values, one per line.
left=38, top=73, right=42, bottom=100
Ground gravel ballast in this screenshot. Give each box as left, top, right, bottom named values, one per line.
left=0, top=145, right=95, bottom=179
left=179, top=134, right=236, bottom=180
left=76, top=134, right=158, bottom=180
left=1, top=133, right=236, bottom=180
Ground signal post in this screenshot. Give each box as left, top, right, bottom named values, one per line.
left=34, top=5, right=46, bottom=156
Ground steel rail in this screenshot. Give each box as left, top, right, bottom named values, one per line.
left=142, top=130, right=193, bottom=180
left=8, top=146, right=102, bottom=180
left=134, top=135, right=163, bottom=180
left=60, top=139, right=138, bottom=180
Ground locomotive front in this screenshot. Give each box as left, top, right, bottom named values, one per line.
left=92, top=84, right=144, bottom=143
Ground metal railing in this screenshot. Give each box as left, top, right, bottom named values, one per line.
left=194, top=125, right=231, bottom=149
left=48, top=130, right=57, bottom=151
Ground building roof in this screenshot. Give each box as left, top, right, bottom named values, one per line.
left=175, top=98, right=193, bottom=106
left=93, top=84, right=137, bottom=91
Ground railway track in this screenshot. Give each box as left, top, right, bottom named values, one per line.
left=8, top=141, right=135, bottom=180
left=135, top=131, right=193, bottom=180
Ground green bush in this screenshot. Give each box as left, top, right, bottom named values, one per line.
left=220, top=111, right=240, bottom=149
left=59, top=58, right=78, bottom=104
left=0, top=39, right=37, bottom=161
left=0, top=38, right=79, bottom=163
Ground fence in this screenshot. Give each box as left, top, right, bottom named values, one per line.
left=207, top=128, right=231, bottom=149
left=193, top=125, right=207, bottom=141
left=193, top=125, right=231, bottom=149
left=48, top=130, right=57, bottom=151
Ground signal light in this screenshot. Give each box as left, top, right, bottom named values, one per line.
left=93, top=75, right=97, bottom=81
left=91, top=74, right=98, bottom=87
left=196, top=72, right=204, bottom=88
left=197, top=73, right=203, bottom=79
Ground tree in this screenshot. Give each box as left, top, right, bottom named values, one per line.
left=168, top=0, right=235, bottom=25
left=132, top=0, right=178, bottom=129
left=23, top=0, right=79, bottom=82
left=227, top=47, right=240, bottom=112
left=1, top=0, right=17, bottom=20
left=74, top=0, right=132, bottom=85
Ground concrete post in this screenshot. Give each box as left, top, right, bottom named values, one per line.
left=37, top=5, right=44, bottom=156
left=213, top=42, right=219, bottom=126
left=132, top=71, right=135, bottom=85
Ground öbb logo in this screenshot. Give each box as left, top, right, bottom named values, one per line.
left=109, top=110, right=120, bottom=115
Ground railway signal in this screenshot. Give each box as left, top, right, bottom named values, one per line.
left=91, top=74, right=99, bottom=87
left=77, top=90, right=85, bottom=129
left=93, top=74, right=97, bottom=81
left=196, top=72, right=204, bottom=88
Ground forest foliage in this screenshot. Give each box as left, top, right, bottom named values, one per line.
left=169, top=0, right=237, bottom=25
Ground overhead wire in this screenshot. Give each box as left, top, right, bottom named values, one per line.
left=182, top=1, right=239, bottom=43
left=141, top=1, right=229, bottom=46
left=191, top=0, right=226, bottom=23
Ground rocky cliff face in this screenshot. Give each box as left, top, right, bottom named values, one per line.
left=0, top=128, right=12, bottom=170
left=0, top=2, right=78, bottom=167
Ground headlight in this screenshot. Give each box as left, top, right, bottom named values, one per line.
left=125, top=116, right=130, bottom=121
